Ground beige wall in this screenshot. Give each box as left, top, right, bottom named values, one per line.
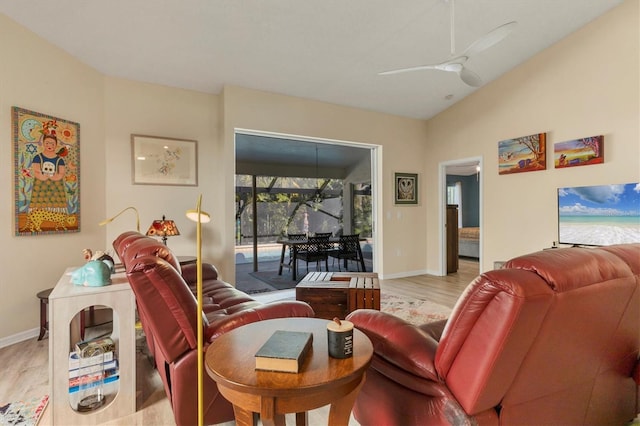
left=425, top=0, right=639, bottom=272
left=103, top=77, right=222, bottom=269
left=221, top=86, right=429, bottom=279
left=0, top=0, right=637, bottom=343
left=0, top=15, right=106, bottom=340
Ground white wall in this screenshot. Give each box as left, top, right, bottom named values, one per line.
left=425, top=0, right=639, bottom=272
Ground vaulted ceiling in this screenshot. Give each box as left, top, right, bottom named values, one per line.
left=0, top=0, right=623, bottom=120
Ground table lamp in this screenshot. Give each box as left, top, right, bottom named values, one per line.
left=185, top=195, right=210, bottom=426
left=145, top=215, right=180, bottom=245
left=98, top=206, right=140, bottom=232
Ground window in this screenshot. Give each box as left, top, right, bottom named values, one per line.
left=447, top=182, right=463, bottom=227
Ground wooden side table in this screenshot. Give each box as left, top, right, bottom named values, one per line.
left=36, top=288, right=53, bottom=340
left=177, top=255, right=197, bottom=266
left=205, top=317, right=373, bottom=426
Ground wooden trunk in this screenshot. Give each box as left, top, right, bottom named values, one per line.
left=296, top=272, right=380, bottom=320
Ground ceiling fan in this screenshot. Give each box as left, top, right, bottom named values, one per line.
left=379, top=0, right=517, bottom=87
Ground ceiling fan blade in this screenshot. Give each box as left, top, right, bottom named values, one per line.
left=462, top=21, right=518, bottom=58
left=378, top=64, right=439, bottom=76
left=459, top=67, right=482, bottom=87
left=379, top=55, right=468, bottom=76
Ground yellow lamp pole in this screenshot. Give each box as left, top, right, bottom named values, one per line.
left=186, top=195, right=210, bottom=426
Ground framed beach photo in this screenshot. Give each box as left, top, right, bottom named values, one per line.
left=131, top=135, right=198, bottom=186
left=394, top=172, right=418, bottom=205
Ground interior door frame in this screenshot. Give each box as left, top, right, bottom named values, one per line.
left=438, top=156, right=483, bottom=275
left=234, top=128, right=382, bottom=274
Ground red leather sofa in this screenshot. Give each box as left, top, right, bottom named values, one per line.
left=113, top=232, right=315, bottom=426
left=347, top=244, right=640, bottom=425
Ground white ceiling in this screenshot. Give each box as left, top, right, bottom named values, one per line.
left=0, top=0, right=623, bottom=120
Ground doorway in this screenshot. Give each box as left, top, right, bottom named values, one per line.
left=439, top=157, right=482, bottom=276
left=234, top=129, right=381, bottom=290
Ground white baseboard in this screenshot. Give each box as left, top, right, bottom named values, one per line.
left=0, top=327, right=40, bottom=349
left=380, top=269, right=434, bottom=280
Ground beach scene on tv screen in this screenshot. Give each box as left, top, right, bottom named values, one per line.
left=558, top=182, right=640, bottom=246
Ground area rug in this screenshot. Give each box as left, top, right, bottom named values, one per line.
left=0, top=395, right=48, bottom=426
left=247, top=271, right=301, bottom=292
left=253, top=289, right=451, bottom=326
left=380, top=293, right=451, bottom=326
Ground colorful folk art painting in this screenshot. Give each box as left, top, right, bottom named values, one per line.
left=498, top=133, right=547, bottom=175
left=13, top=107, right=80, bottom=235
left=554, top=135, right=604, bottom=168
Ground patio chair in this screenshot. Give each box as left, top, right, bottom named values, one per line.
left=297, top=235, right=330, bottom=273
left=313, top=232, right=333, bottom=238
left=286, top=233, right=307, bottom=266
left=329, top=234, right=362, bottom=271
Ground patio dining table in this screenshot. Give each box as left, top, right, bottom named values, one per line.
left=277, top=237, right=366, bottom=281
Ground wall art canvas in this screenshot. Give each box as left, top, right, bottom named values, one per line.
left=13, top=107, right=80, bottom=235
left=498, top=132, right=546, bottom=175
left=394, top=172, right=418, bottom=205
left=131, top=134, right=198, bottom=186
left=554, top=135, right=604, bottom=168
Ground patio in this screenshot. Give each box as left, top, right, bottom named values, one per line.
left=235, top=243, right=373, bottom=294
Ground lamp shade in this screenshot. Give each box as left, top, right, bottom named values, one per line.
left=186, top=209, right=211, bottom=223
left=146, top=215, right=180, bottom=245
left=146, top=216, right=180, bottom=238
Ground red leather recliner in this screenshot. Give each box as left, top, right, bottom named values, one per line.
left=347, top=244, right=640, bottom=425
left=113, top=233, right=315, bottom=426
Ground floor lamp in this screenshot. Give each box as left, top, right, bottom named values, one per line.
left=185, top=195, right=210, bottom=426
left=98, top=206, right=140, bottom=232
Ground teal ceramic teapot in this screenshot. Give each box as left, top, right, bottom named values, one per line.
left=71, top=260, right=112, bottom=287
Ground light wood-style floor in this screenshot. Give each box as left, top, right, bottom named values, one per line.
left=0, top=259, right=478, bottom=426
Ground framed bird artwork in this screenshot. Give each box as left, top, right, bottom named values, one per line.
left=394, top=172, right=418, bottom=205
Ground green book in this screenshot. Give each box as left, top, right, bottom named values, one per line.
left=255, top=330, right=313, bottom=373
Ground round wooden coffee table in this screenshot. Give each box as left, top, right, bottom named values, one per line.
left=205, top=317, right=373, bottom=426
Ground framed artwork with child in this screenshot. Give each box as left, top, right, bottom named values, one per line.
left=13, top=107, right=80, bottom=235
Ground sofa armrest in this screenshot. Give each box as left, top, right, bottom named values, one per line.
left=206, top=301, right=315, bottom=340
left=181, top=262, right=219, bottom=284
left=347, top=309, right=440, bottom=382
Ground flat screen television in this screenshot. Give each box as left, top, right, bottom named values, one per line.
left=558, top=182, right=640, bottom=246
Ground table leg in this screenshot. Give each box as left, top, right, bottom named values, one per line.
left=38, top=298, right=47, bottom=340
left=327, top=373, right=366, bottom=426
left=260, top=396, right=286, bottom=426
left=278, top=244, right=287, bottom=276
left=232, top=405, right=258, bottom=426
left=295, top=411, right=308, bottom=426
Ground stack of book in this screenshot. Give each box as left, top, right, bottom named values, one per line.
left=69, top=337, right=119, bottom=393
